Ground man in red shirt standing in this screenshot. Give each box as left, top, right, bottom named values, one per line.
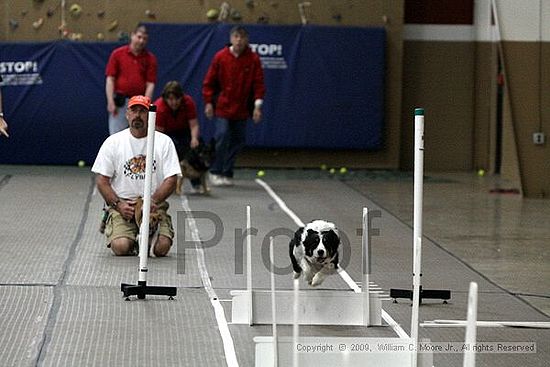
left=105, top=25, right=157, bottom=135
left=202, top=25, right=265, bottom=186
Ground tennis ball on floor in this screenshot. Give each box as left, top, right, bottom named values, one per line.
left=329, top=168, right=336, bottom=174
left=257, top=170, right=265, bottom=177
left=78, top=160, right=86, bottom=167
left=320, top=164, right=327, bottom=170
left=477, top=169, right=485, bottom=177
left=339, top=167, right=348, bottom=174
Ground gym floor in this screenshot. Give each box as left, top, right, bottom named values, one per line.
left=0, top=165, right=548, bottom=366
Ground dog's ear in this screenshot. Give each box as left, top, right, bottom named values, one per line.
left=134, top=197, right=144, bottom=226
left=322, top=229, right=340, bottom=248
left=293, top=227, right=305, bottom=243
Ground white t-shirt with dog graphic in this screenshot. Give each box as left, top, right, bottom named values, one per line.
left=92, top=128, right=182, bottom=199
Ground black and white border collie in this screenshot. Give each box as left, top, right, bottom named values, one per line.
left=289, top=220, right=340, bottom=287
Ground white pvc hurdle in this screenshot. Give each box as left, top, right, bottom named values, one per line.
left=463, top=282, right=478, bottom=367
left=230, top=207, right=382, bottom=326
left=254, top=336, right=419, bottom=367
left=421, top=320, right=550, bottom=329
left=254, top=236, right=433, bottom=367
left=411, top=106, right=426, bottom=367
left=269, top=237, right=279, bottom=367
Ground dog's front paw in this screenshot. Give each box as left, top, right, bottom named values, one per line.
left=310, top=273, right=326, bottom=287
left=148, top=243, right=157, bottom=258
left=293, top=271, right=301, bottom=279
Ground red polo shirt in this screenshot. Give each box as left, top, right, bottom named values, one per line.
left=202, top=46, right=265, bottom=120
left=154, top=95, right=197, bottom=135
left=105, top=45, right=157, bottom=97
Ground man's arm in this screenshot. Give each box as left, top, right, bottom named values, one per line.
left=151, top=175, right=177, bottom=205
left=252, top=55, right=266, bottom=123
left=189, top=118, right=200, bottom=148
left=144, top=82, right=155, bottom=100
left=145, top=54, right=158, bottom=100
left=95, top=174, right=135, bottom=220
left=186, top=97, right=200, bottom=147
left=202, top=57, right=219, bottom=119
left=105, top=76, right=117, bottom=115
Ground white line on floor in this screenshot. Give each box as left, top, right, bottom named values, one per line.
left=255, top=178, right=410, bottom=339
left=180, top=195, right=239, bottom=367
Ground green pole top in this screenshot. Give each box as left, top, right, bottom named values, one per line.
left=414, top=108, right=424, bottom=116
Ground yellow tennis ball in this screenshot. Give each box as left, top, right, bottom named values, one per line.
left=329, top=168, right=336, bottom=174
left=78, top=160, right=85, bottom=167
left=257, top=170, right=265, bottom=177
left=339, top=167, right=348, bottom=174
left=320, top=164, right=327, bottom=170
left=477, top=169, right=485, bottom=176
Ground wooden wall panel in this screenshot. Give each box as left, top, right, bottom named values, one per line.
left=401, top=41, right=475, bottom=171
left=405, top=0, right=474, bottom=25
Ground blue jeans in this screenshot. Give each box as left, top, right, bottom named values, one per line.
left=210, top=118, right=247, bottom=178
left=108, top=99, right=128, bottom=135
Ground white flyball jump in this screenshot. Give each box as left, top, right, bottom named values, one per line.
left=251, top=109, right=443, bottom=367
left=254, top=220, right=427, bottom=367
left=230, top=206, right=382, bottom=326
left=463, top=282, right=478, bottom=367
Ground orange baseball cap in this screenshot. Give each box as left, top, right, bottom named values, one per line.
left=127, top=95, right=151, bottom=109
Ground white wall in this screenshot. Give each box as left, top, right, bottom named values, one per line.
left=489, top=0, right=547, bottom=41
left=405, top=0, right=550, bottom=42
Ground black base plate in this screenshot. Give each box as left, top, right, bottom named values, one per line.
left=390, top=286, right=451, bottom=304
left=121, top=282, right=177, bottom=300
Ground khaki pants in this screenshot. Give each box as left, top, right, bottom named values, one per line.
left=104, top=201, right=174, bottom=246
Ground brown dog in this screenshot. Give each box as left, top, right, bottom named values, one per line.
left=176, top=139, right=215, bottom=195
left=99, top=197, right=160, bottom=235
left=134, top=197, right=160, bottom=235
left=134, top=197, right=161, bottom=257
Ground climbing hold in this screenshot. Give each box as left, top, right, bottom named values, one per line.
left=206, top=9, right=219, bottom=20
left=230, top=9, right=242, bottom=21
left=69, top=4, right=82, bottom=17
left=107, top=20, right=118, bottom=31
left=32, top=18, right=44, bottom=30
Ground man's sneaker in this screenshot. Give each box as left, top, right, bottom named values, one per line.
left=210, top=173, right=225, bottom=186
left=222, top=177, right=234, bottom=186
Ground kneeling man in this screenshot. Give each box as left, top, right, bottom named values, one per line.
left=92, top=95, right=181, bottom=256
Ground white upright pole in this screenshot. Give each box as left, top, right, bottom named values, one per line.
left=247, top=205, right=253, bottom=326
left=138, top=104, right=156, bottom=283
left=362, top=207, right=370, bottom=326
left=292, top=278, right=300, bottom=367
left=269, top=237, right=279, bottom=367
left=411, top=107, right=425, bottom=366
left=411, top=237, right=422, bottom=366
left=463, top=282, right=478, bottom=367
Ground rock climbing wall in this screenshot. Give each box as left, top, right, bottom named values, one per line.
left=0, top=0, right=401, bottom=42
left=0, top=0, right=405, bottom=171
